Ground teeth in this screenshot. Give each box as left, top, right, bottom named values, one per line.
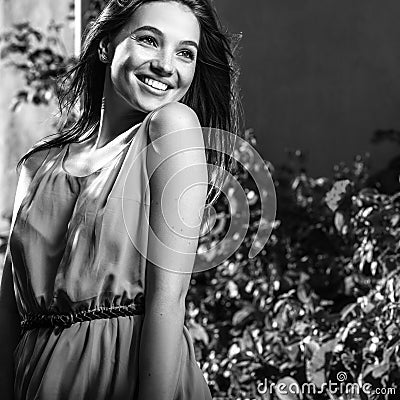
left=143, top=77, right=168, bottom=91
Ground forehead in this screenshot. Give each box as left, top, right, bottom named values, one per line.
left=120, top=1, right=200, bottom=42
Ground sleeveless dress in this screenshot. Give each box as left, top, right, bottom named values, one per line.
left=8, top=110, right=213, bottom=400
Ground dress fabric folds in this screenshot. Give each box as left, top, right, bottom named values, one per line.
left=8, top=109, right=212, bottom=400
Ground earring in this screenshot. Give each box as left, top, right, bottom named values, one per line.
left=99, top=53, right=109, bottom=64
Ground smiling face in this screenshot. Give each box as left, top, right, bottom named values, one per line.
left=104, top=1, right=200, bottom=113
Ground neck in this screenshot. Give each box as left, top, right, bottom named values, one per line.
left=96, top=70, right=146, bottom=149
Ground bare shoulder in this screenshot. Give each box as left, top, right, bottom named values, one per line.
left=148, top=102, right=201, bottom=142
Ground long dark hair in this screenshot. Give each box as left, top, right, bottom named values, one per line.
left=17, top=0, right=243, bottom=209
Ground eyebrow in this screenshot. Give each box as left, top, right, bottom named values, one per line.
left=132, top=25, right=199, bottom=50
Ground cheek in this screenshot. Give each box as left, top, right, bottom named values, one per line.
left=110, top=54, right=136, bottom=87
left=110, top=62, right=128, bottom=90
left=180, top=64, right=197, bottom=89
left=111, top=44, right=140, bottom=76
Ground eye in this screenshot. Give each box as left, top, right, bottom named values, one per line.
left=178, top=49, right=195, bottom=61
left=141, top=36, right=157, bottom=46
left=131, top=34, right=157, bottom=47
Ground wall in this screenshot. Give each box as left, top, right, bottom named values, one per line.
left=0, top=0, right=73, bottom=231
left=214, top=0, right=400, bottom=177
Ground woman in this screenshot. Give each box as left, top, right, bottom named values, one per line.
left=0, top=0, right=242, bottom=399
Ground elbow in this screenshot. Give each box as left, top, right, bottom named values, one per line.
left=143, top=267, right=190, bottom=315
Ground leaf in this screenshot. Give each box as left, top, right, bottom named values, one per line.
left=293, top=321, right=309, bottom=335
left=275, top=376, right=301, bottom=400
left=273, top=298, right=289, bottom=313
left=334, top=211, right=347, bottom=233
left=341, top=351, right=356, bottom=372
left=228, top=343, right=241, bottom=358
left=286, top=344, right=300, bottom=362
left=340, top=302, right=358, bottom=321
left=304, top=339, right=320, bottom=359
left=227, top=280, right=239, bottom=298
left=239, top=329, right=254, bottom=352
left=369, top=343, right=397, bottom=379
left=305, top=339, right=337, bottom=388
left=188, top=320, right=209, bottom=345
left=390, top=214, right=399, bottom=227
left=297, top=284, right=310, bottom=304
left=232, top=305, right=254, bottom=326
left=385, top=323, right=398, bottom=337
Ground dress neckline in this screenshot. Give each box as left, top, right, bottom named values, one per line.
left=61, top=122, right=142, bottom=178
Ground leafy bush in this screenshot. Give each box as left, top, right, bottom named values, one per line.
left=187, top=131, right=400, bottom=400
left=0, top=21, right=75, bottom=112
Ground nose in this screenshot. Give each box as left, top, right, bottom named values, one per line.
left=150, top=51, right=174, bottom=76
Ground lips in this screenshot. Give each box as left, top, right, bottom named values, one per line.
left=137, top=75, right=172, bottom=92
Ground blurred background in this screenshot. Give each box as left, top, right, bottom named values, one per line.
left=1, top=1, right=400, bottom=398
left=1, top=0, right=400, bottom=230
left=216, top=0, right=400, bottom=177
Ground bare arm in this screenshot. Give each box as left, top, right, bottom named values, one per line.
left=137, top=103, right=208, bottom=400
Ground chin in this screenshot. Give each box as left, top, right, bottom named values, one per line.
left=134, top=97, right=181, bottom=113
